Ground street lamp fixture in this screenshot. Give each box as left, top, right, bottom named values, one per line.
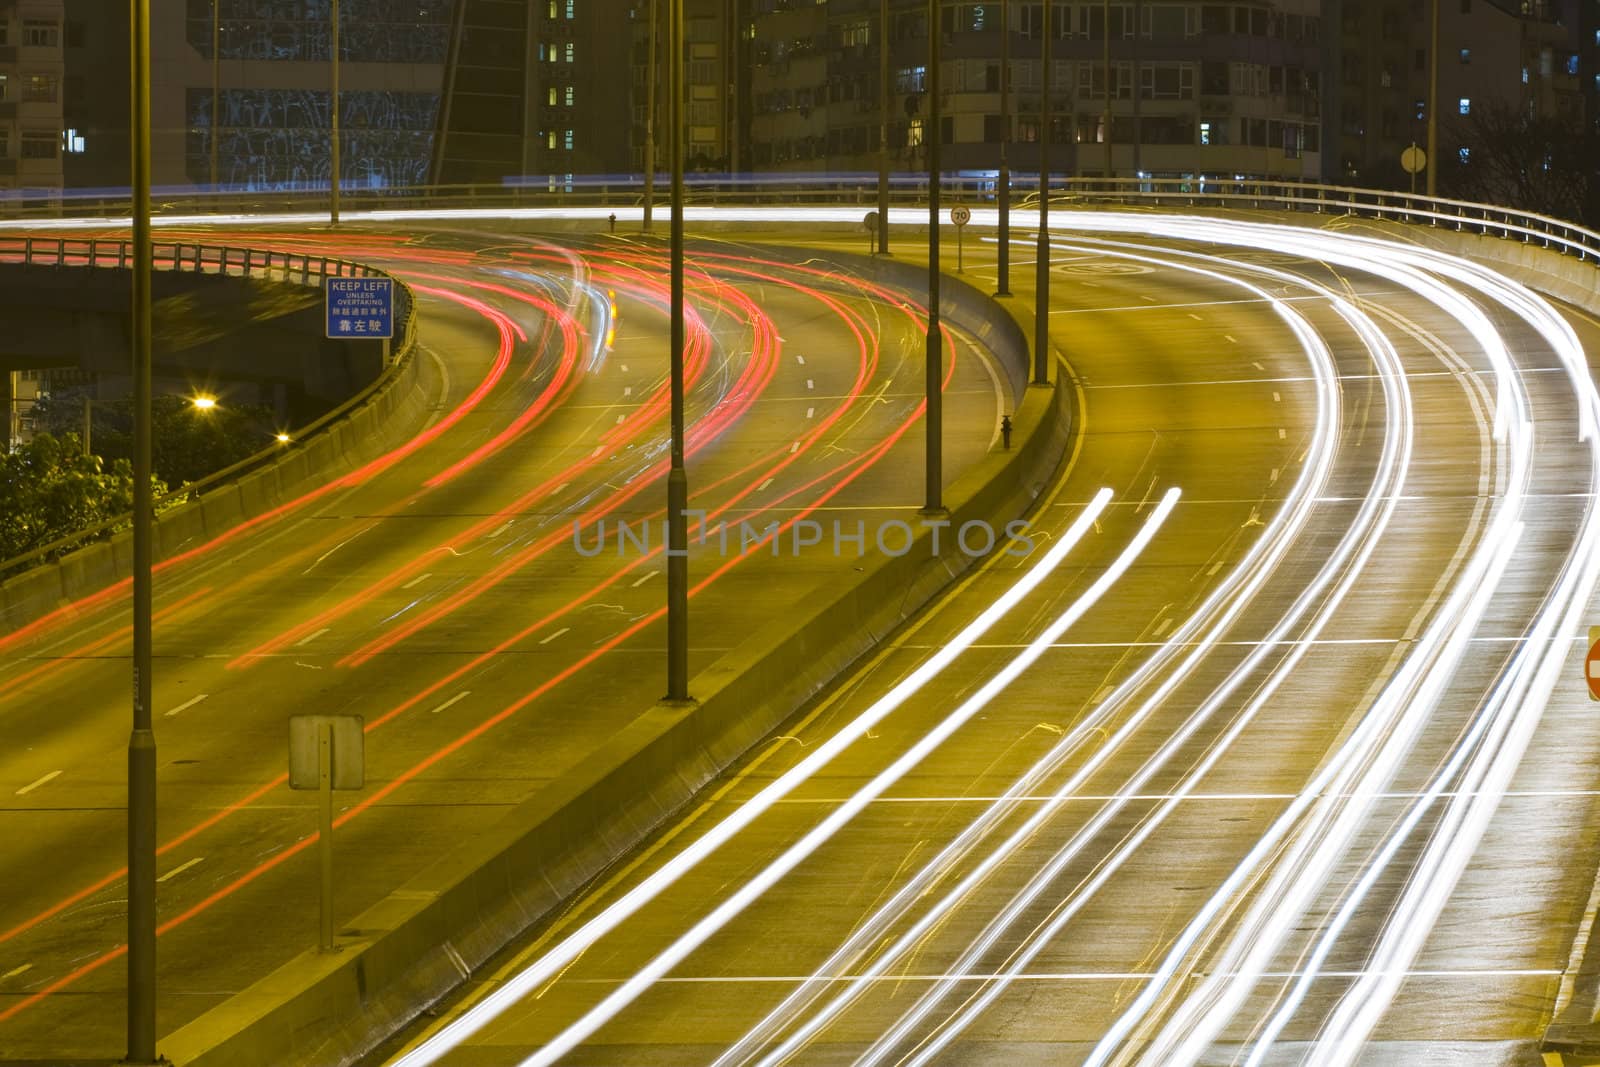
left=191, top=395, right=218, bottom=411
left=275, top=432, right=291, bottom=443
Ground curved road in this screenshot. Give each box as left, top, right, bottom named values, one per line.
left=369, top=215, right=1600, bottom=1067
left=0, top=228, right=1001, bottom=1058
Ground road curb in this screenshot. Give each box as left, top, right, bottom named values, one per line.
left=158, top=247, right=1077, bottom=1067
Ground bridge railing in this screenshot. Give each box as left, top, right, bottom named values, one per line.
left=0, top=238, right=415, bottom=581
left=2, top=176, right=1594, bottom=264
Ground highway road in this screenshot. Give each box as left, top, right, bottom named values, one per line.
left=369, top=215, right=1600, bottom=1066
left=0, top=226, right=1002, bottom=1059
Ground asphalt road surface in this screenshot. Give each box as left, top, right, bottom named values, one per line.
left=368, top=215, right=1600, bottom=1067
left=0, top=227, right=1001, bottom=1059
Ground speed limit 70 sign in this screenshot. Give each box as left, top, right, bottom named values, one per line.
left=1588, top=626, right=1600, bottom=700
left=950, top=205, right=971, bottom=226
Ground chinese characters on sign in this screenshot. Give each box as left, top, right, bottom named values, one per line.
left=325, top=277, right=394, bottom=339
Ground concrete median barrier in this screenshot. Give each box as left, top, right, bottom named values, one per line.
left=159, top=250, right=1077, bottom=1067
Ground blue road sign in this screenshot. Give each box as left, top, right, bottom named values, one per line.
left=325, top=277, right=394, bottom=339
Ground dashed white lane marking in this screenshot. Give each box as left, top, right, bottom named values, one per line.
left=1207, top=560, right=1224, bottom=576
left=789, top=441, right=800, bottom=453
left=1272, top=391, right=1281, bottom=402
left=759, top=478, right=774, bottom=491
left=806, top=379, right=814, bottom=389
left=1152, top=617, right=1174, bottom=638
left=1187, top=312, right=1203, bottom=320
left=539, top=627, right=571, bottom=645
left=1278, top=428, right=1287, bottom=439
left=553, top=482, right=569, bottom=495
left=796, top=355, right=806, bottom=365
left=623, top=386, right=632, bottom=397
left=488, top=520, right=513, bottom=538
left=1270, top=468, right=1281, bottom=484
left=1225, top=334, right=1238, bottom=343
left=157, top=857, right=204, bottom=883
left=631, top=569, right=659, bottom=588
left=15, top=771, right=61, bottom=796
left=2, top=964, right=32, bottom=980
left=430, top=691, right=471, bottom=714
left=402, top=572, right=432, bottom=590
left=621, top=364, right=629, bottom=372
left=1252, top=360, right=1265, bottom=370
left=615, top=414, right=626, bottom=425
left=591, top=445, right=605, bottom=457
left=294, top=627, right=330, bottom=648
left=805, top=406, right=815, bottom=418
left=164, top=693, right=210, bottom=718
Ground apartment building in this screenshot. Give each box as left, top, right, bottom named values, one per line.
left=628, top=0, right=745, bottom=173
left=743, top=0, right=1328, bottom=181
left=0, top=0, right=66, bottom=195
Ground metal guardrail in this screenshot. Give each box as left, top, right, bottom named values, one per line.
left=0, top=234, right=391, bottom=281
left=1, top=176, right=1592, bottom=265
left=0, top=240, right=415, bottom=581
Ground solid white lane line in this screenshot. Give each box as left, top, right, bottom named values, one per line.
left=294, top=628, right=330, bottom=648
left=402, top=573, right=433, bottom=590
left=15, top=771, right=61, bottom=796
left=164, top=694, right=210, bottom=718
left=538, top=628, right=570, bottom=645
left=430, top=691, right=471, bottom=715
left=157, top=857, right=204, bottom=883
left=631, top=570, right=659, bottom=588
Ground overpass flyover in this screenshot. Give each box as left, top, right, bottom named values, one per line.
left=2, top=181, right=1600, bottom=1067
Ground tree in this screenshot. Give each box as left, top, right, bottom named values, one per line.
left=1441, top=100, right=1600, bottom=225
left=29, top=391, right=279, bottom=487
left=0, top=433, right=164, bottom=559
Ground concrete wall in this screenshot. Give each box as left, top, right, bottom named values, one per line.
left=158, top=253, right=1078, bottom=1067
left=0, top=281, right=425, bottom=636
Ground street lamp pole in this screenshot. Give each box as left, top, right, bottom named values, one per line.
left=877, top=0, right=890, bottom=255
left=1102, top=0, right=1112, bottom=179
left=1427, top=0, right=1439, bottom=197
left=924, top=0, right=943, bottom=514
left=127, top=0, right=159, bottom=1062
left=1033, top=0, right=1051, bottom=385
left=994, top=0, right=1010, bottom=297
left=330, top=0, right=341, bottom=226
left=667, top=0, right=690, bottom=701
left=644, top=0, right=657, bottom=233
left=210, top=0, right=220, bottom=190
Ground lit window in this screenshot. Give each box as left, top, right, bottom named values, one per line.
left=565, top=42, right=575, bottom=62
left=1199, top=120, right=1211, bottom=145
left=1459, top=48, right=1469, bottom=63
left=547, top=130, right=556, bottom=149
left=0, top=74, right=8, bottom=102
left=24, top=74, right=56, bottom=103
left=1458, top=97, right=1470, bottom=114
left=61, top=127, right=84, bottom=153
left=547, top=86, right=557, bottom=106
left=564, top=129, right=574, bottom=149
left=1522, top=66, right=1530, bottom=83
left=564, top=85, right=575, bottom=106
left=548, top=0, right=556, bottom=16
left=1568, top=54, right=1581, bottom=75
left=566, top=0, right=575, bottom=17
left=1459, top=146, right=1470, bottom=163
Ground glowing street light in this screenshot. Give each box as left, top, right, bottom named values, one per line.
left=275, top=432, right=291, bottom=443
left=191, top=394, right=218, bottom=411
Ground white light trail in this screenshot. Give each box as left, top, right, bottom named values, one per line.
left=514, top=489, right=1181, bottom=1067
left=388, top=488, right=1117, bottom=1067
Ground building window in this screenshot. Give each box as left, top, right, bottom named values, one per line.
left=1199, top=120, right=1211, bottom=145
left=1568, top=54, right=1581, bottom=76
left=1458, top=96, right=1470, bottom=114
left=547, top=130, right=556, bottom=149
left=0, top=129, right=8, bottom=157
left=21, top=130, right=56, bottom=159
left=1459, top=48, right=1470, bottom=63
left=548, top=86, right=557, bottom=106
left=0, top=74, right=8, bottom=102
left=23, top=19, right=58, bottom=48
left=565, top=42, right=574, bottom=62
left=564, top=85, right=575, bottom=106
left=1459, top=146, right=1470, bottom=163
left=842, top=19, right=870, bottom=46
left=62, top=127, right=85, bottom=153
left=566, top=0, right=575, bottom=17
left=0, top=20, right=8, bottom=46
left=24, top=74, right=57, bottom=103
left=563, top=129, right=574, bottom=150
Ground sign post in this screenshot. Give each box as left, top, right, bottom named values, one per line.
left=325, top=276, right=394, bottom=341
left=1587, top=627, right=1600, bottom=701
left=289, top=714, right=364, bottom=952
left=950, top=204, right=970, bottom=272
left=863, top=210, right=879, bottom=256
left=1400, top=143, right=1426, bottom=195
